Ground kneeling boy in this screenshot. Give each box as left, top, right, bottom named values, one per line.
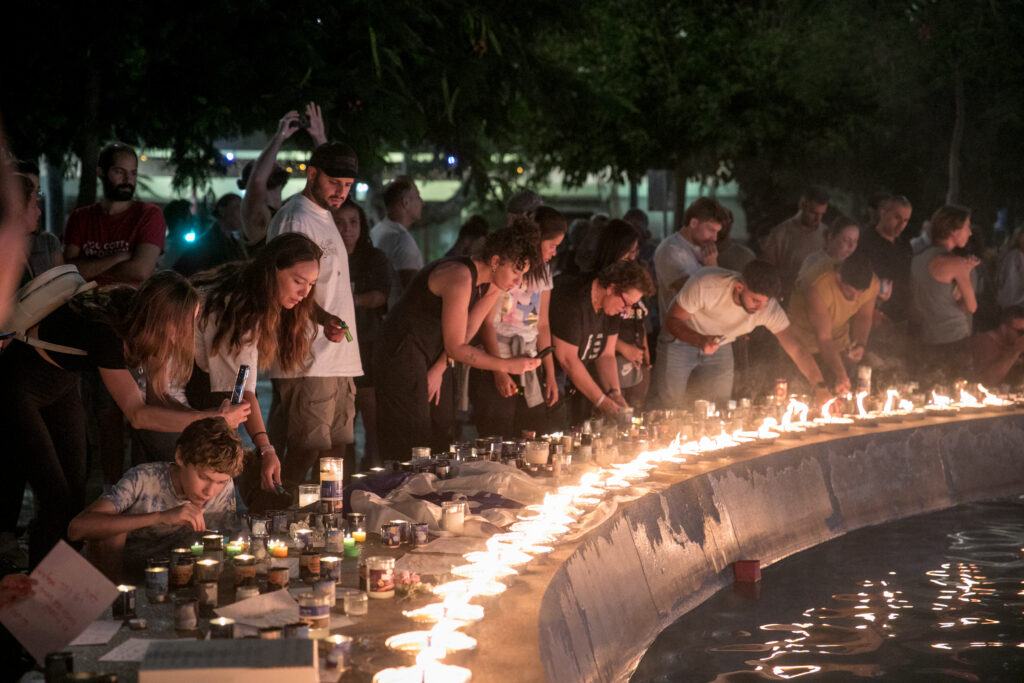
left=68, top=417, right=244, bottom=580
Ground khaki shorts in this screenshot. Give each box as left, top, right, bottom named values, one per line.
left=269, top=376, right=356, bottom=453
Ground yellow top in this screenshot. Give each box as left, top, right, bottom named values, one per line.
left=787, top=270, right=879, bottom=353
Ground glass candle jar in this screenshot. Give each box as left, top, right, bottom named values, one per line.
left=319, top=457, right=343, bottom=506
left=440, top=501, right=466, bottom=533
left=195, top=558, right=220, bottom=583
left=298, top=484, right=320, bottom=508
left=366, top=556, right=395, bottom=599
left=144, top=567, right=168, bottom=603
left=233, top=554, right=256, bottom=586
left=297, top=592, right=331, bottom=629
left=343, top=589, right=368, bottom=616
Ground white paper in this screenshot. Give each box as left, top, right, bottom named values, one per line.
left=68, top=619, right=123, bottom=646
left=214, top=589, right=298, bottom=628
left=100, top=637, right=158, bottom=662
left=0, top=540, right=118, bottom=664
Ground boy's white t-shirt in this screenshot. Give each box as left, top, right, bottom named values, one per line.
left=673, top=267, right=790, bottom=344
left=102, top=462, right=237, bottom=546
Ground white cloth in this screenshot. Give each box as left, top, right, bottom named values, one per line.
left=673, top=267, right=790, bottom=343
left=654, top=231, right=704, bottom=336
left=371, top=217, right=424, bottom=310
left=267, top=194, right=362, bottom=378
left=194, top=308, right=258, bottom=393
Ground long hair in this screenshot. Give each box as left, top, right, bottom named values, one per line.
left=589, top=219, right=640, bottom=273
left=70, top=271, right=199, bottom=400
left=334, top=200, right=373, bottom=260
left=193, top=232, right=322, bottom=373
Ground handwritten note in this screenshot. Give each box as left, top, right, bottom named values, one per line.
left=0, top=540, right=118, bottom=664
left=69, top=619, right=123, bottom=646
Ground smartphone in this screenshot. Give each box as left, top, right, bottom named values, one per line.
left=231, top=365, right=250, bottom=405
left=536, top=346, right=554, bottom=359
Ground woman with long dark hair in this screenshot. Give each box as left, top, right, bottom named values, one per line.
left=471, top=207, right=567, bottom=437
left=374, top=221, right=543, bottom=459
left=0, top=271, right=251, bottom=565
left=188, top=232, right=322, bottom=488
left=333, top=200, right=389, bottom=467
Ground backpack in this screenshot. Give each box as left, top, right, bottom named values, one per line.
left=2, top=265, right=96, bottom=356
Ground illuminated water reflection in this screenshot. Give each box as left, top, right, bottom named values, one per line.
left=632, top=498, right=1024, bottom=682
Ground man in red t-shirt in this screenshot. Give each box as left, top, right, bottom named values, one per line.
left=63, top=142, right=165, bottom=286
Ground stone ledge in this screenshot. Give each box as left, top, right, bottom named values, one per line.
left=470, top=411, right=1024, bottom=683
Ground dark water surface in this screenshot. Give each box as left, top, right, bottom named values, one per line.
left=631, top=497, right=1024, bottom=682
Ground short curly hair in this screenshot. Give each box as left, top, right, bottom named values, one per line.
left=176, top=417, right=245, bottom=477
left=595, top=260, right=655, bottom=296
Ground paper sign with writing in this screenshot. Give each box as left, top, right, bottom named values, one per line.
left=0, top=540, right=118, bottom=664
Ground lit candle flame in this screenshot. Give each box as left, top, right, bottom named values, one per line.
left=883, top=389, right=899, bottom=414
left=820, top=397, right=837, bottom=421
left=855, top=391, right=868, bottom=417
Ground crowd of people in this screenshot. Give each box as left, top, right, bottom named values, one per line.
left=2, top=108, right=1023, bottom=582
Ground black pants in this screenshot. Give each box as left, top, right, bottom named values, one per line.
left=0, top=342, right=87, bottom=567
left=374, top=340, right=456, bottom=460
left=469, top=367, right=553, bottom=439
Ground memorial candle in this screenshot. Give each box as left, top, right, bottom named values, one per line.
left=268, top=540, right=288, bottom=558
left=343, top=535, right=358, bottom=557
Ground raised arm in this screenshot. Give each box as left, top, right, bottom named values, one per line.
left=241, top=111, right=300, bottom=243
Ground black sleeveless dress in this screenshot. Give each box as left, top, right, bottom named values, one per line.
left=373, top=257, right=485, bottom=459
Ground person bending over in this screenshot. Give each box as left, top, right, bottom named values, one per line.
left=971, top=305, right=1024, bottom=388
left=374, top=221, right=543, bottom=459
left=187, top=232, right=324, bottom=490
left=551, top=260, right=655, bottom=423
left=656, top=260, right=831, bottom=410
left=68, top=418, right=243, bottom=581
left=786, top=251, right=879, bottom=395
left=0, top=272, right=250, bottom=566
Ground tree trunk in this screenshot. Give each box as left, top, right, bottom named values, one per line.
left=673, top=159, right=690, bottom=233
left=946, top=64, right=965, bottom=205
left=75, top=62, right=101, bottom=208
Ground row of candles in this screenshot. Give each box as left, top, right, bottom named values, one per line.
left=370, top=383, right=1015, bottom=682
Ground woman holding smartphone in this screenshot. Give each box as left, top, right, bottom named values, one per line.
left=0, top=271, right=251, bottom=566
left=471, top=207, right=567, bottom=437
left=188, top=232, right=323, bottom=490
left=374, top=221, right=543, bottom=459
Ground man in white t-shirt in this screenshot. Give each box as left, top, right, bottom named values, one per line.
left=371, top=176, right=424, bottom=310
left=266, top=141, right=362, bottom=484
left=655, top=261, right=830, bottom=409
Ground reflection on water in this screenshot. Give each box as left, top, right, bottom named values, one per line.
left=632, top=498, right=1024, bottom=682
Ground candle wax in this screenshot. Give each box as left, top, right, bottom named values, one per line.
left=271, top=545, right=288, bottom=558
left=190, top=544, right=204, bottom=556
left=343, top=536, right=358, bottom=557
left=352, top=530, right=366, bottom=543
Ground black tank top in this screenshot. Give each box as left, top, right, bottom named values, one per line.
left=377, top=257, right=484, bottom=362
